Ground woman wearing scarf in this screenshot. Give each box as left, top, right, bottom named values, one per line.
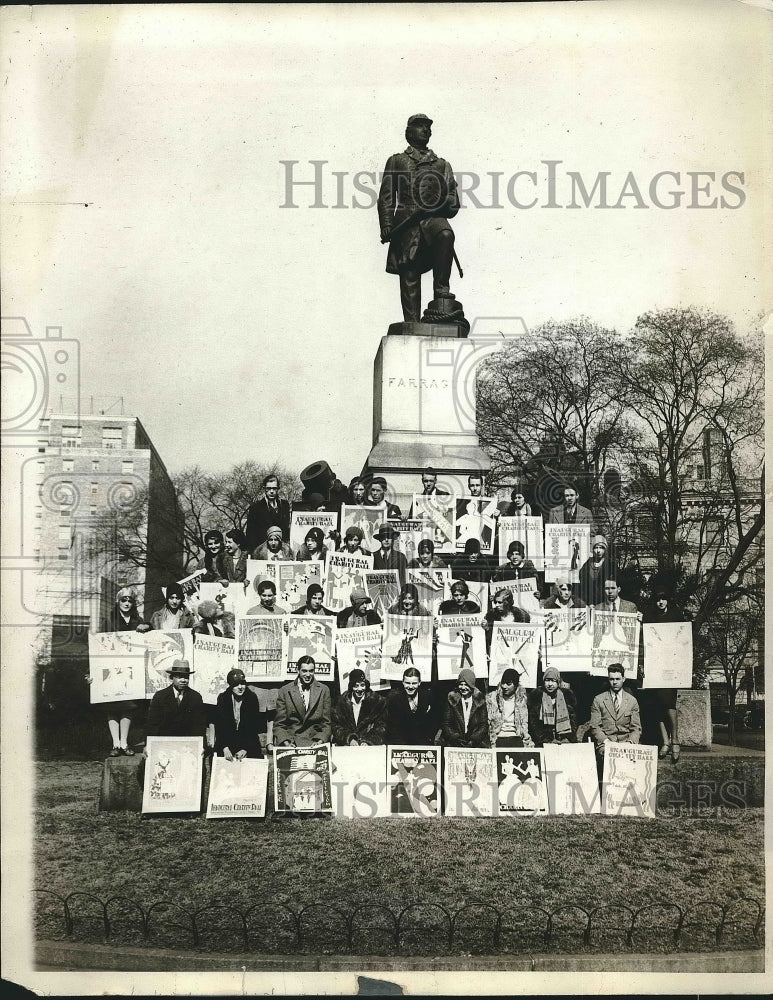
left=528, top=666, right=577, bottom=746
left=441, top=668, right=490, bottom=748
left=148, top=582, right=196, bottom=630
left=215, top=668, right=263, bottom=759
left=332, top=668, right=387, bottom=746
left=486, top=668, right=533, bottom=748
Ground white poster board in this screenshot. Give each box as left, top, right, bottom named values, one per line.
left=498, top=515, right=545, bottom=569
left=489, top=577, right=541, bottom=618
left=435, top=615, right=488, bottom=681
left=334, top=624, right=387, bottom=693
left=381, top=614, right=434, bottom=682
left=542, top=608, right=593, bottom=672
left=282, top=615, right=336, bottom=681
left=273, top=744, right=333, bottom=813
left=442, top=577, right=489, bottom=616
left=489, top=623, right=542, bottom=688
left=544, top=523, right=592, bottom=583
left=602, top=742, right=658, bottom=819
left=235, top=616, right=284, bottom=682
left=443, top=748, right=497, bottom=817
left=340, top=504, right=385, bottom=555
left=142, top=736, right=203, bottom=813
left=495, top=748, right=549, bottom=816
left=642, top=622, right=693, bottom=688
left=406, top=567, right=451, bottom=615
left=453, top=496, right=498, bottom=554
left=363, top=569, right=401, bottom=619
left=142, top=629, right=194, bottom=698
left=192, top=634, right=235, bottom=705
left=323, top=551, right=373, bottom=613
left=331, top=745, right=389, bottom=819
left=242, top=560, right=323, bottom=616
left=206, top=756, right=269, bottom=819
left=591, top=610, right=640, bottom=676
left=88, top=631, right=147, bottom=703
left=411, top=494, right=456, bottom=554
left=542, top=742, right=601, bottom=816
left=289, top=510, right=338, bottom=556
left=388, top=518, right=430, bottom=565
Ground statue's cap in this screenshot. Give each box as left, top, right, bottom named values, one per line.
left=407, top=113, right=433, bottom=127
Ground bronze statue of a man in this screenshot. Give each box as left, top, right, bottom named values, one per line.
left=377, top=114, right=461, bottom=324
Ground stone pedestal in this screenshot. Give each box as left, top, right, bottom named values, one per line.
left=676, top=690, right=713, bottom=750
left=98, top=755, right=143, bottom=812
left=362, top=334, right=492, bottom=512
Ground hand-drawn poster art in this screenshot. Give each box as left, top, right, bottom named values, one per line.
left=282, top=616, right=336, bottom=681
left=495, top=749, right=549, bottom=816
left=591, top=611, right=640, bottom=676
left=542, top=743, right=601, bottom=816
left=334, top=624, right=386, bottom=693
left=363, top=569, right=400, bottom=619
left=143, top=630, right=194, bottom=698
left=175, top=569, right=206, bottom=614
left=407, top=568, right=451, bottom=615
left=542, top=608, right=593, bottom=672
left=388, top=518, right=429, bottom=565
left=199, top=580, right=237, bottom=616
left=289, top=510, right=338, bottom=555
left=488, top=578, right=541, bottom=617
left=323, top=551, right=373, bottom=613
left=330, top=745, right=388, bottom=819
left=273, top=744, right=333, bottom=813
left=192, top=634, right=235, bottom=705
left=206, top=756, right=269, bottom=819
left=444, top=577, right=489, bottom=616
left=498, top=515, right=545, bottom=570
left=453, top=496, right=498, bottom=554
left=381, top=614, right=433, bottom=682
left=242, top=560, right=323, bottom=616
left=142, top=736, right=203, bottom=814
left=544, top=523, right=591, bottom=583
left=388, top=746, right=440, bottom=817
left=436, top=615, right=488, bottom=681
left=489, top=623, right=541, bottom=687
left=602, top=743, right=658, bottom=819
left=236, top=616, right=283, bottom=681
left=443, top=748, right=496, bottom=817
left=642, top=622, right=693, bottom=688
left=341, top=504, right=385, bottom=555
left=412, top=494, right=456, bottom=554
left=88, top=631, right=147, bottom=703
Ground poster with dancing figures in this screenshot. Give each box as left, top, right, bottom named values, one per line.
left=273, top=744, right=333, bottom=813
left=323, top=551, right=373, bottom=613
left=602, top=742, right=658, bottom=819
left=282, top=615, right=336, bottom=680
left=591, top=611, right=640, bottom=676
left=363, top=569, right=400, bottom=619
left=341, top=504, right=386, bottom=556
left=235, top=616, right=284, bottom=682
left=192, top=634, right=235, bottom=705
left=289, top=510, right=338, bottom=556
left=443, top=748, right=497, bottom=817
left=435, top=615, right=488, bottom=681
left=453, top=495, right=498, bottom=554
left=542, top=742, right=601, bottom=816
left=495, top=749, right=549, bottom=816
left=497, top=515, right=545, bottom=570
left=88, top=631, right=147, bottom=703
left=381, top=614, right=434, bottom=682
left=240, top=560, right=322, bottom=616
left=330, top=746, right=389, bottom=819
left=388, top=746, right=441, bottom=817
left=543, top=523, right=591, bottom=583
left=388, top=517, right=430, bottom=565
left=334, top=624, right=387, bottom=693
left=206, top=756, right=269, bottom=819
left=488, top=577, right=541, bottom=618
left=411, top=494, right=456, bottom=554
left=542, top=607, right=593, bottom=672
left=489, top=623, right=542, bottom=688
left=143, top=629, right=194, bottom=698
left=642, top=622, right=693, bottom=688
left=142, top=736, right=203, bottom=814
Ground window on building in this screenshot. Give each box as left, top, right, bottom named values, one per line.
left=102, top=427, right=123, bottom=450
left=91, top=482, right=99, bottom=495
left=121, top=459, right=134, bottom=474
left=62, top=458, right=74, bottom=472
left=61, top=425, right=82, bottom=448
left=58, top=482, right=75, bottom=511
left=91, top=459, right=100, bottom=472
left=58, top=526, right=72, bottom=549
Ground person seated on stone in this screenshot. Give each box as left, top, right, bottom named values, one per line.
left=337, top=587, right=382, bottom=628
left=528, top=666, right=578, bottom=746
left=347, top=476, right=368, bottom=505
left=292, top=583, right=334, bottom=617
left=273, top=655, right=332, bottom=748
left=95, top=588, right=147, bottom=757
left=594, top=578, right=640, bottom=616
left=192, top=599, right=224, bottom=637
left=589, top=662, right=641, bottom=756
left=407, top=537, right=447, bottom=570
left=215, top=668, right=263, bottom=759
left=438, top=579, right=481, bottom=616
left=441, top=668, right=490, bottom=748
left=295, top=526, right=328, bottom=562
left=332, top=667, right=387, bottom=746
left=246, top=579, right=287, bottom=616
left=486, top=588, right=531, bottom=627
left=224, top=528, right=249, bottom=583
left=198, top=529, right=228, bottom=583
left=452, top=538, right=490, bottom=585
left=145, top=659, right=207, bottom=742
left=365, top=476, right=402, bottom=519
left=642, top=591, right=688, bottom=763
left=487, top=668, right=532, bottom=749
left=252, top=525, right=293, bottom=561
left=385, top=666, right=439, bottom=745
left=491, top=540, right=538, bottom=582
left=541, top=578, right=587, bottom=610
left=148, top=582, right=197, bottom=631
left=339, top=525, right=371, bottom=556
left=577, top=536, right=614, bottom=607
left=388, top=582, right=431, bottom=617
left=372, top=522, right=408, bottom=585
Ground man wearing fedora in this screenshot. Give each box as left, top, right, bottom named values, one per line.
left=273, top=656, right=332, bottom=748
left=373, top=522, right=408, bottom=586
left=145, top=660, right=207, bottom=740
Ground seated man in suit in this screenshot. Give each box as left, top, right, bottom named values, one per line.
left=145, top=659, right=207, bottom=742
left=593, top=578, right=640, bottom=616
left=273, top=656, right=332, bottom=747
left=589, top=662, right=641, bottom=756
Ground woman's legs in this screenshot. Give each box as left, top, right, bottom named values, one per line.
left=119, top=716, right=132, bottom=750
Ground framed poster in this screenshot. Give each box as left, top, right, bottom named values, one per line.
left=387, top=746, right=441, bottom=818
left=142, top=736, right=203, bottom=814
left=443, top=748, right=497, bottom=818
left=495, top=748, right=549, bottom=816
left=273, top=744, right=333, bottom=813
left=602, top=742, right=658, bottom=819
left=206, top=756, right=269, bottom=819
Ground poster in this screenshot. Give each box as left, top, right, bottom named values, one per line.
left=323, top=551, right=373, bottom=613
left=495, top=749, right=549, bottom=816
left=542, top=607, right=593, bottom=672
left=87, top=631, right=147, bottom=704
left=273, top=744, right=333, bottom=813
left=497, top=515, right=545, bottom=570
left=334, top=624, right=387, bottom=693
left=175, top=568, right=206, bottom=614
left=192, top=634, right=235, bottom=705
left=443, top=748, right=497, bottom=818
left=443, top=577, right=489, bottom=616
left=489, top=623, right=542, bottom=688
left=407, top=567, right=452, bottom=615
left=642, top=622, right=693, bottom=688
left=602, top=742, right=658, bottom=819
left=330, top=745, right=389, bottom=819
left=453, top=495, right=498, bottom=554
left=591, top=610, right=640, bottom=676
left=235, top=616, right=284, bottom=682
left=411, top=494, right=456, bottom=554
left=142, top=629, right=194, bottom=698
left=387, top=746, right=441, bottom=817
left=199, top=580, right=237, bottom=616
left=363, top=569, right=401, bottom=619
left=381, top=614, right=434, bottom=682
left=435, top=615, right=488, bottom=681
left=542, top=742, right=601, bottom=816
left=544, top=523, right=592, bottom=583
left=243, top=560, right=323, bottom=615
left=340, top=504, right=386, bottom=555
left=388, top=517, right=430, bottom=565
left=489, top=577, right=541, bottom=618
left=206, top=756, right=269, bottom=819
left=289, top=510, right=338, bottom=556
left=282, top=615, right=336, bottom=680
left=142, top=736, right=203, bottom=814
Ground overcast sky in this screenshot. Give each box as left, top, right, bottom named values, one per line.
left=2, top=2, right=770, bottom=485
